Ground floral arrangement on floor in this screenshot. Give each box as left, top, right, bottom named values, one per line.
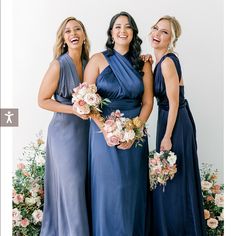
left=12, top=131, right=45, bottom=236
left=200, top=163, right=224, bottom=236
left=103, top=109, right=146, bottom=147
left=149, top=150, right=177, bottom=191
left=12, top=132, right=224, bottom=236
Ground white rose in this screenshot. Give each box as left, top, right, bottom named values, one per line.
left=201, top=181, right=213, bottom=190
left=218, top=210, right=224, bottom=221
left=122, top=130, right=135, bottom=142
left=35, top=155, right=45, bottom=166
left=84, top=93, right=100, bottom=106
left=12, top=208, right=22, bottom=221
left=25, top=197, right=37, bottom=205
left=207, top=218, right=218, bottom=229
left=167, top=153, right=177, bottom=166
left=32, top=209, right=43, bottom=223
left=215, top=194, right=224, bottom=207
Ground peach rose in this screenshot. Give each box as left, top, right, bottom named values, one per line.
left=204, top=209, right=210, bottom=219
left=211, top=184, right=221, bottom=194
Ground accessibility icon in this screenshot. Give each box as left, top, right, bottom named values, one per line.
left=0, top=108, right=19, bottom=127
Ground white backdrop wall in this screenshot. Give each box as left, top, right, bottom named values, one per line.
left=12, top=0, right=223, bottom=182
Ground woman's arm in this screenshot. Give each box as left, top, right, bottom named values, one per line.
left=160, top=57, right=179, bottom=151
left=83, top=53, right=107, bottom=127
left=38, top=60, right=74, bottom=114
left=139, top=61, right=154, bottom=123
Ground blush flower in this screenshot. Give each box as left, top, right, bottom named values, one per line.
left=207, top=218, right=218, bottom=229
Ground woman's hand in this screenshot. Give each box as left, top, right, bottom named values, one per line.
left=72, top=107, right=90, bottom=120
left=117, top=140, right=135, bottom=150
left=140, top=54, right=154, bottom=64
left=160, top=136, right=172, bottom=151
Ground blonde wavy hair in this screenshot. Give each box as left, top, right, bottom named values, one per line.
left=152, top=15, right=181, bottom=52
left=53, top=17, right=90, bottom=61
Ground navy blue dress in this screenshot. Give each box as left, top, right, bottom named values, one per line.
left=88, top=50, right=149, bottom=236
left=150, top=53, right=206, bottom=236
left=40, top=53, right=90, bottom=236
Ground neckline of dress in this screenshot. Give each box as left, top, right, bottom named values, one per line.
left=65, top=52, right=84, bottom=83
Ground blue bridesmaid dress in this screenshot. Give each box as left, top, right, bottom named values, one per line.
left=40, top=53, right=90, bottom=236
left=88, top=50, right=149, bottom=236
left=150, top=53, right=206, bottom=236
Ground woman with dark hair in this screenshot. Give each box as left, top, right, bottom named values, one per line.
left=38, top=17, right=90, bottom=236
left=84, top=11, right=153, bottom=236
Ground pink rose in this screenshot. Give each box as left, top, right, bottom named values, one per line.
left=206, top=195, right=214, bottom=202
left=150, top=159, right=158, bottom=165
left=211, top=184, right=221, bottom=194
left=17, top=163, right=25, bottom=170
left=78, top=82, right=89, bottom=90
left=73, top=101, right=90, bottom=115
left=21, top=218, right=30, bottom=228
left=106, top=134, right=120, bottom=146
left=13, top=194, right=24, bottom=204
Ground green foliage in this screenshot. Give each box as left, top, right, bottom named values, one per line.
left=201, top=163, right=224, bottom=236
left=12, top=132, right=45, bottom=236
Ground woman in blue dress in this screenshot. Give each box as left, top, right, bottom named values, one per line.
left=38, top=17, right=90, bottom=236
left=149, top=16, right=206, bottom=236
left=84, top=12, right=153, bottom=236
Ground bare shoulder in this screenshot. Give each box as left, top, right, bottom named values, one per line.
left=161, top=57, right=175, bottom=71
left=48, top=59, right=60, bottom=72
left=87, top=52, right=108, bottom=73
left=89, top=52, right=106, bottom=64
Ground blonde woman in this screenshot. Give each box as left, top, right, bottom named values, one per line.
left=38, top=17, right=90, bottom=236
left=149, top=16, right=206, bottom=235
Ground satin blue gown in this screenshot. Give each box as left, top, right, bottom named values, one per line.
left=150, top=53, right=206, bottom=236
left=40, top=53, right=90, bottom=236
left=88, top=50, right=149, bottom=236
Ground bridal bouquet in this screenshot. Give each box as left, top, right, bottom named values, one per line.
left=103, top=110, right=145, bottom=147
left=72, top=82, right=109, bottom=115
left=149, top=150, right=177, bottom=191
